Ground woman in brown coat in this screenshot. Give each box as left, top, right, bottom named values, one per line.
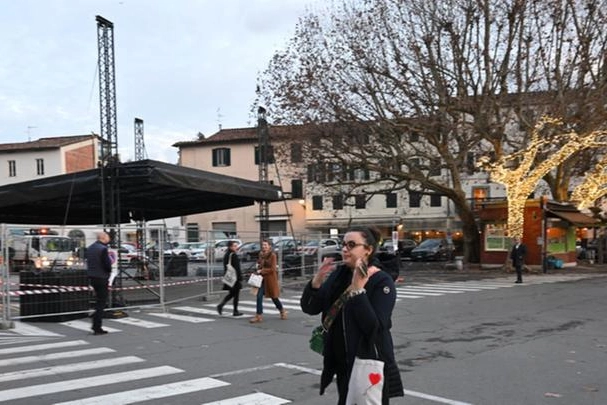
left=249, top=239, right=287, bottom=323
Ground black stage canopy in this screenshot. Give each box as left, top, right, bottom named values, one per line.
left=0, top=159, right=282, bottom=225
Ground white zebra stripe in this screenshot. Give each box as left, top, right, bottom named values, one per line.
left=173, top=306, right=221, bottom=316
left=59, top=320, right=121, bottom=333
left=148, top=312, right=214, bottom=323
left=0, top=347, right=115, bottom=367
left=201, top=392, right=291, bottom=405
left=0, top=340, right=88, bottom=355
left=110, top=317, right=169, bottom=328
left=0, top=366, right=183, bottom=402
left=0, top=356, right=144, bottom=383
left=53, top=377, right=229, bottom=405
left=399, top=287, right=464, bottom=294
left=12, top=321, right=64, bottom=337
left=396, top=290, right=443, bottom=296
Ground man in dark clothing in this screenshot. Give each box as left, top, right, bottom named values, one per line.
left=86, top=232, right=112, bottom=335
left=510, top=236, right=527, bottom=283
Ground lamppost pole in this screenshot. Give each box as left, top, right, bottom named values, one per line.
left=541, top=196, right=548, bottom=273
left=257, top=106, right=270, bottom=240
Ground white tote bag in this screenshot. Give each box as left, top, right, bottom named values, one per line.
left=247, top=273, right=263, bottom=288
left=345, top=357, right=385, bottom=405
left=222, top=254, right=237, bottom=288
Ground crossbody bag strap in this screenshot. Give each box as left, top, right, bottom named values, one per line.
left=322, top=290, right=349, bottom=331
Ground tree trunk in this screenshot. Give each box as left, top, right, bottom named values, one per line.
left=452, top=198, right=481, bottom=263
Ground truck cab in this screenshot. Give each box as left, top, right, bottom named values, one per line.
left=9, top=228, right=80, bottom=272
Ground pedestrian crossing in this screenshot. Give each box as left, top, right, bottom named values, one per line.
left=0, top=274, right=599, bottom=404
left=0, top=338, right=292, bottom=404
left=393, top=274, right=597, bottom=300
left=3, top=274, right=599, bottom=338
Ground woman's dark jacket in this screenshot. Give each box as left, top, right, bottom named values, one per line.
left=222, top=250, right=243, bottom=290
left=300, top=262, right=404, bottom=399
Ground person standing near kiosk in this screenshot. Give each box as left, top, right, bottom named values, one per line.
left=510, top=236, right=527, bottom=284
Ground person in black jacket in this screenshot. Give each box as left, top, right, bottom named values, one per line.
left=510, top=236, right=527, bottom=283
left=301, top=226, right=404, bottom=404
left=217, top=240, right=243, bottom=316
left=86, top=231, right=112, bottom=335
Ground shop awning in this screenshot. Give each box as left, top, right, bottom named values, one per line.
left=546, top=209, right=599, bottom=226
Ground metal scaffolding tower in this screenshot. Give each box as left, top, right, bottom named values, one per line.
left=257, top=107, right=270, bottom=239
left=134, top=118, right=145, bottom=161
left=133, top=118, right=146, bottom=268
left=96, top=15, right=120, bottom=232
left=97, top=15, right=126, bottom=311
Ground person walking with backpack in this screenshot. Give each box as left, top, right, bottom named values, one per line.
left=217, top=240, right=243, bottom=316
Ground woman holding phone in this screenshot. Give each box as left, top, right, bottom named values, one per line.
left=300, top=226, right=403, bottom=405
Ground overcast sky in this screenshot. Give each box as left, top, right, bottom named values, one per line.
left=0, top=0, right=320, bottom=163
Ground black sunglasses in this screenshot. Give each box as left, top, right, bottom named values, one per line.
left=343, top=241, right=367, bottom=250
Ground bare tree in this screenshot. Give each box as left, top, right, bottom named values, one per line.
left=258, top=0, right=607, bottom=262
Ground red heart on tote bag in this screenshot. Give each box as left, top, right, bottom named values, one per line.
left=368, top=372, right=382, bottom=385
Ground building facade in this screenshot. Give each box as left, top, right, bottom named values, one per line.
left=173, top=124, right=509, bottom=245
left=0, top=135, right=102, bottom=185
left=174, top=128, right=307, bottom=241
left=0, top=134, right=185, bottom=248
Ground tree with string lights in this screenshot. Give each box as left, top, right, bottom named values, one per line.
left=478, top=117, right=607, bottom=238
left=571, top=155, right=607, bottom=211
left=258, top=0, right=607, bottom=263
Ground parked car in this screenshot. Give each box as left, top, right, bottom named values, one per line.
left=212, top=239, right=242, bottom=261
left=282, top=253, right=317, bottom=274
left=237, top=241, right=261, bottom=262
left=379, top=239, right=417, bottom=258
left=282, top=239, right=342, bottom=274
left=163, top=242, right=192, bottom=258
left=118, top=244, right=149, bottom=266
left=273, top=239, right=302, bottom=256
left=184, top=242, right=210, bottom=261
left=301, top=238, right=341, bottom=257
left=267, top=235, right=295, bottom=246
left=410, top=238, right=454, bottom=261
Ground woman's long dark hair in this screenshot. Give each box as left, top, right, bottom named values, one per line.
left=346, top=226, right=381, bottom=261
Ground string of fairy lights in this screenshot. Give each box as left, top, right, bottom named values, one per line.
left=478, top=116, right=607, bottom=238
left=571, top=154, right=607, bottom=210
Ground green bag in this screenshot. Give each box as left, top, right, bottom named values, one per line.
left=309, top=325, right=326, bottom=355
left=309, top=290, right=350, bottom=355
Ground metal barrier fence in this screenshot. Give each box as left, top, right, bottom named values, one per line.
left=0, top=224, right=333, bottom=327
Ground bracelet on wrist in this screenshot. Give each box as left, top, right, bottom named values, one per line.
left=348, top=288, right=366, bottom=298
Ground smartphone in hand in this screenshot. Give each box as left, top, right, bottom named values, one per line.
left=357, top=261, right=368, bottom=277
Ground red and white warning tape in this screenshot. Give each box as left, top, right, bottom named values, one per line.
left=0, top=277, right=216, bottom=297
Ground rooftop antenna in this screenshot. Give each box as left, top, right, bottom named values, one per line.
left=217, top=107, right=223, bottom=130
left=27, top=126, right=36, bottom=141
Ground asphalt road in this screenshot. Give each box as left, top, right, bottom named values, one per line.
left=1, top=271, right=606, bottom=404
